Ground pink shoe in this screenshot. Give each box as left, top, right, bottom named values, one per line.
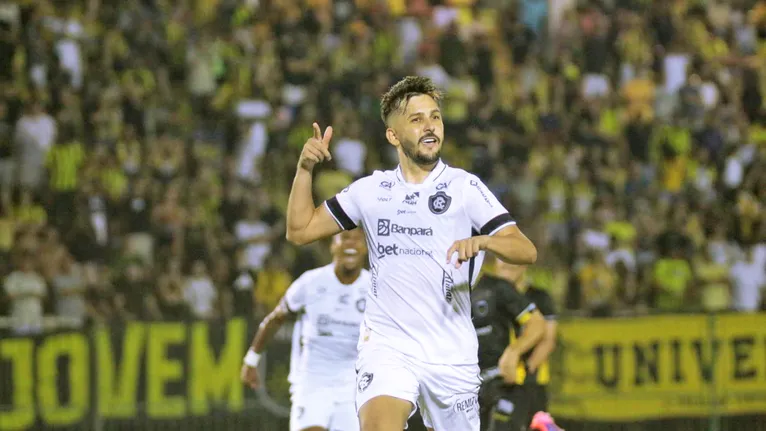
left=529, top=411, right=564, bottom=431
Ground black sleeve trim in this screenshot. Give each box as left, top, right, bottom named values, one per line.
left=326, top=197, right=357, bottom=230
left=479, top=213, right=515, bottom=236
left=468, top=229, right=479, bottom=289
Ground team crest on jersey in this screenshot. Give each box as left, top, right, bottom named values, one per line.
left=428, top=191, right=452, bottom=214
left=358, top=372, right=374, bottom=392
left=356, top=298, right=366, bottom=312
left=474, top=299, right=489, bottom=317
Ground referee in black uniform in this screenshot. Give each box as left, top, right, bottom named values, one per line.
left=512, top=266, right=558, bottom=419
left=472, top=254, right=546, bottom=431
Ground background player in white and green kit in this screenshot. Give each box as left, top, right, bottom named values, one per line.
left=241, top=229, right=370, bottom=431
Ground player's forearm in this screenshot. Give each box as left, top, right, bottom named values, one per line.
left=285, top=168, right=317, bottom=244
left=507, top=314, right=545, bottom=357
left=484, top=233, right=537, bottom=265
left=526, top=338, right=555, bottom=372
left=250, top=309, right=289, bottom=354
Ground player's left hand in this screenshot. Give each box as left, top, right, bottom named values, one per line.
left=446, top=235, right=489, bottom=268
left=498, top=348, right=520, bottom=385
left=240, top=364, right=261, bottom=390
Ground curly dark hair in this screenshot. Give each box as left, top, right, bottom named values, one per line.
left=380, top=76, right=443, bottom=125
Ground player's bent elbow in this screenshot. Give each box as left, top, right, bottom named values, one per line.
left=521, top=242, right=538, bottom=265
left=285, top=229, right=308, bottom=246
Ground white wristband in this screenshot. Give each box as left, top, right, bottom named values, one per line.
left=243, top=349, right=261, bottom=367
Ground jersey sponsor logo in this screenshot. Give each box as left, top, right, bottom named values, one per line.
left=341, top=186, right=350, bottom=193
left=475, top=325, right=492, bottom=336
left=317, top=314, right=360, bottom=331
left=443, top=271, right=455, bottom=303
left=379, top=180, right=393, bottom=190
left=358, top=372, right=374, bottom=392
left=428, top=191, right=452, bottom=214
left=496, top=398, right=515, bottom=415
left=376, top=243, right=432, bottom=259
left=436, top=181, right=451, bottom=190
left=371, top=266, right=379, bottom=297
left=397, top=209, right=415, bottom=215
left=377, top=196, right=392, bottom=202
left=377, top=218, right=433, bottom=237
left=403, top=191, right=420, bottom=205
left=356, top=298, right=366, bottom=312
left=469, top=180, right=492, bottom=207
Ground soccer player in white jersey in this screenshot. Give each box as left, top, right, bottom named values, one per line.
left=241, top=229, right=370, bottom=431
left=285, top=76, right=537, bottom=431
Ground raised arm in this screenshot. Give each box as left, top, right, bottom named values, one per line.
left=285, top=123, right=343, bottom=245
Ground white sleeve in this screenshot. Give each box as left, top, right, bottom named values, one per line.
left=282, top=273, right=310, bottom=313
left=323, top=179, right=364, bottom=231
left=463, top=175, right=516, bottom=235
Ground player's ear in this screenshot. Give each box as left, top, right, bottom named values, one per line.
left=385, top=127, right=399, bottom=147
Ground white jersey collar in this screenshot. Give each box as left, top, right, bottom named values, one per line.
left=394, top=159, right=447, bottom=186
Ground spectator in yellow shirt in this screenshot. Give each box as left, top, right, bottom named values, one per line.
left=651, top=249, right=695, bottom=312
left=45, top=125, right=85, bottom=229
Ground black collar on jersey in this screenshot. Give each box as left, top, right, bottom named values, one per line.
left=394, top=159, right=447, bottom=186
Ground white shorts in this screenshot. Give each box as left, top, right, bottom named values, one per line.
left=291, top=384, right=359, bottom=431
left=355, top=340, right=480, bottom=431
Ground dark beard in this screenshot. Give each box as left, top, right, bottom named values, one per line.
left=402, top=139, right=441, bottom=165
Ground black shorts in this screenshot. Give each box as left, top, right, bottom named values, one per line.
left=479, top=380, right=531, bottom=431
left=527, top=384, right=549, bottom=416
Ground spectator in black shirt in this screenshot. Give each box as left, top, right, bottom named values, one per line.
left=0, top=99, right=13, bottom=209
left=123, top=176, right=153, bottom=265
left=472, top=254, right=545, bottom=431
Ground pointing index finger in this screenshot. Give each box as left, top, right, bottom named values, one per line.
left=446, top=242, right=458, bottom=264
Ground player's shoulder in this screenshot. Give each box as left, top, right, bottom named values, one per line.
left=348, top=170, right=396, bottom=191
left=526, top=286, right=556, bottom=312
left=358, top=268, right=372, bottom=281
left=441, top=165, right=483, bottom=188
left=297, top=263, right=335, bottom=283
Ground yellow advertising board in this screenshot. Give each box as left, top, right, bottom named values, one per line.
left=0, top=319, right=247, bottom=430
left=551, top=313, right=766, bottom=420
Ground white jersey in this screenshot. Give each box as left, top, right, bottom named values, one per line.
left=283, top=264, right=370, bottom=387
left=324, top=160, right=515, bottom=365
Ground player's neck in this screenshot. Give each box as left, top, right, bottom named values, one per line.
left=398, top=157, right=439, bottom=184
left=334, top=265, right=361, bottom=285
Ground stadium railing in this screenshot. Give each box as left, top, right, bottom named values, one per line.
left=0, top=312, right=764, bottom=431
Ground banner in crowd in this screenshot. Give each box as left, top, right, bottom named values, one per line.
left=551, top=313, right=766, bottom=420
left=0, top=319, right=281, bottom=430
left=2, top=314, right=766, bottom=429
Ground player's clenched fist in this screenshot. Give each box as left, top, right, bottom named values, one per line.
left=446, top=235, right=490, bottom=269
left=498, top=348, right=520, bottom=385
left=240, top=364, right=261, bottom=390
left=298, top=122, right=333, bottom=171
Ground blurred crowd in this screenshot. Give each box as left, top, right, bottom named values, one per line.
left=1, top=0, right=765, bottom=334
